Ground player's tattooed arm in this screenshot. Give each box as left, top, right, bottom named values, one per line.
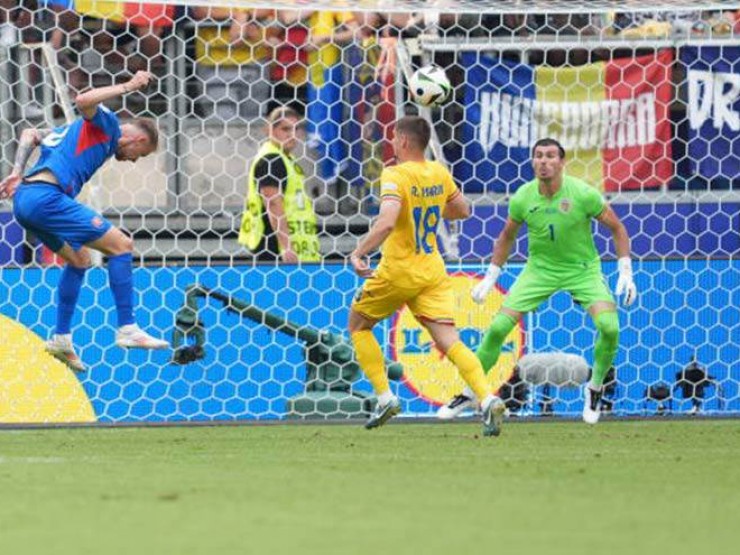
left=0, top=128, right=50, bottom=199
left=12, top=128, right=51, bottom=175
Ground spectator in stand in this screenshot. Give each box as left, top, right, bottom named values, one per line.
left=342, top=11, right=392, bottom=215
left=305, top=11, right=359, bottom=186
left=72, top=2, right=175, bottom=87
left=341, top=11, right=407, bottom=215
left=36, top=2, right=80, bottom=61
left=191, top=4, right=272, bottom=120
left=229, top=6, right=273, bottom=47
left=0, top=2, right=37, bottom=117
left=0, top=1, right=17, bottom=46
left=525, top=13, right=601, bottom=66
left=123, top=2, right=176, bottom=73
left=608, top=10, right=702, bottom=37
left=265, top=9, right=311, bottom=115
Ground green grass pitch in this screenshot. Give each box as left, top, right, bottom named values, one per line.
left=1, top=420, right=738, bottom=555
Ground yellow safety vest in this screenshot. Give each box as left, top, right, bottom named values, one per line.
left=238, top=142, right=320, bottom=262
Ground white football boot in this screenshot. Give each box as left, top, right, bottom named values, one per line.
left=45, top=334, right=85, bottom=372
left=582, top=385, right=603, bottom=425
left=437, top=393, right=477, bottom=419
left=116, top=324, right=169, bottom=349
left=481, top=396, right=506, bottom=437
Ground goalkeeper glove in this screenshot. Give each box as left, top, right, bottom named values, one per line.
left=471, top=264, right=501, bottom=304
left=615, top=257, right=637, bottom=307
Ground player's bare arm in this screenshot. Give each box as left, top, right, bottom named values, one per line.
left=596, top=204, right=636, bottom=306
left=350, top=200, right=402, bottom=278
left=0, top=128, right=52, bottom=199
left=471, top=217, right=521, bottom=304
left=75, top=71, right=152, bottom=119
left=442, top=191, right=470, bottom=220
left=491, top=217, right=522, bottom=268
left=596, top=204, right=630, bottom=259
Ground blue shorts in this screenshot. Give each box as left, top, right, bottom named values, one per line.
left=13, top=183, right=111, bottom=252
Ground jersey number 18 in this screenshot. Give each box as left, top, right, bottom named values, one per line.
left=413, top=206, right=441, bottom=254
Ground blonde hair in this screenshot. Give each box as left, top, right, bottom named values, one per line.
left=266, top=106, right=301, bottom=127
left=131, top=117, right=159, bottom=149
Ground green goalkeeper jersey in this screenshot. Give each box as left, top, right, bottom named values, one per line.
left=508, top=175, right=605, bottom=271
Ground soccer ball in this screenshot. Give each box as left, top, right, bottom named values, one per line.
left=408, top=65, right=452, bottom=108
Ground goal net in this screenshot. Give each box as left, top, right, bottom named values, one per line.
left=0, top=0, right=737, bottom=424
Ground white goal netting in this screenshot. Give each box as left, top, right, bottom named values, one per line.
left=0, top=0, right=738, bottom=424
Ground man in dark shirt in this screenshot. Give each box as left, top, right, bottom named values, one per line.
left=252, top=149, right=291, bottom=261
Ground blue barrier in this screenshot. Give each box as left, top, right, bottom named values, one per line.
left=0, top=260, right=738, bottom=422
left=0, top=213, right=25, bottom=265
left=459, top=202, right=740, bottom=260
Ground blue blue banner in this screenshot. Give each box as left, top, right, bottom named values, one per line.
left=456, top=52, right=535, bottom=193
left=682, top=46, right=740, bottom=181
left=1, top=262, right=738, bottom=423
left=459, top=202, right=740, bottom=261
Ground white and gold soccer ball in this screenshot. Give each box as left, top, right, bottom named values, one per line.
left=408, top=64, right=452, bottom=108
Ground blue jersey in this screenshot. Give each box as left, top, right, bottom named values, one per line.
left=26, top=105, right=121, bottom=198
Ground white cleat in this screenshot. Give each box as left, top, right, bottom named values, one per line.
left=583, top=386, right=603, bottom=425
left=45, top=334, right=86, bottom=372
left=437, top=393, right=477, bottom=419
left=116, top=324, right=169, bottom=349
left=482, top=397, right=506, bottom=437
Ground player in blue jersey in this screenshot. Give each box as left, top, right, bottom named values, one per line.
left=0, top=71, right=169, bottom=371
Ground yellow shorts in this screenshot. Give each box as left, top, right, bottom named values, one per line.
left=351, top=275, right=454, bottom=323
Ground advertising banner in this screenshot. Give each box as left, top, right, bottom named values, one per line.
left=458, top=50, right=674, bottom=192
left=682, top=46, right=740, bottom=182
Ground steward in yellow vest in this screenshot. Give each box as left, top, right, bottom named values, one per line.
left=238, top=107, right=320, bottom=262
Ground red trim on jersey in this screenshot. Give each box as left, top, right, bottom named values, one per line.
left=75, top=120, right=111, bottom=156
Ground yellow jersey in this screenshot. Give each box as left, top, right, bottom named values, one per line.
left=308, top=11, right=356, bottom=86
left=375, top=161, right=461, bottom=289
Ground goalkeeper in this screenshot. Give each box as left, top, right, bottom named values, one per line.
left=438, top=138, right=636, bottom=424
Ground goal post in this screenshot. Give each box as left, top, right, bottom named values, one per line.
left=0, top=0, right=737, bottom=424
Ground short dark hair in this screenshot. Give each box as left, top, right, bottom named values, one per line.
left=532, top=138, right=565, bottom=159
left=132, top=117, right=159, bottom=150
left=267, top=106, right=301, bottom=127
left=395, top=116, right=430, bottom=150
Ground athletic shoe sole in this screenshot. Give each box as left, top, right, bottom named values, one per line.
left=365, top=402, right=401, bottom=430
left=116, top=339, right=170, bottom=349
left=45, top=349, right=85, bottom=372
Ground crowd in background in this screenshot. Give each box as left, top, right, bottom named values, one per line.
left=0, top=2, right=738, bottom=210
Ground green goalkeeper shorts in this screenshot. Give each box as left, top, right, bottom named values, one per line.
left=503, top=263, right=615, bottom=313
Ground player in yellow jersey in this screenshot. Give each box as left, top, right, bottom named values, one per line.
left=348, top=116, right=505, bottom=436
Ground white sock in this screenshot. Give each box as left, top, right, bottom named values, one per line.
left=588, top=381, right=603, bottom=392
left=462, top=385, right=475, bottom=399
left=377, top=390, right=395, bottom=406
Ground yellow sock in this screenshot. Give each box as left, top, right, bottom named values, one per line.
left=351, top=330, right=389, bottom=395
left=447, top=340, right=490, bottom=402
